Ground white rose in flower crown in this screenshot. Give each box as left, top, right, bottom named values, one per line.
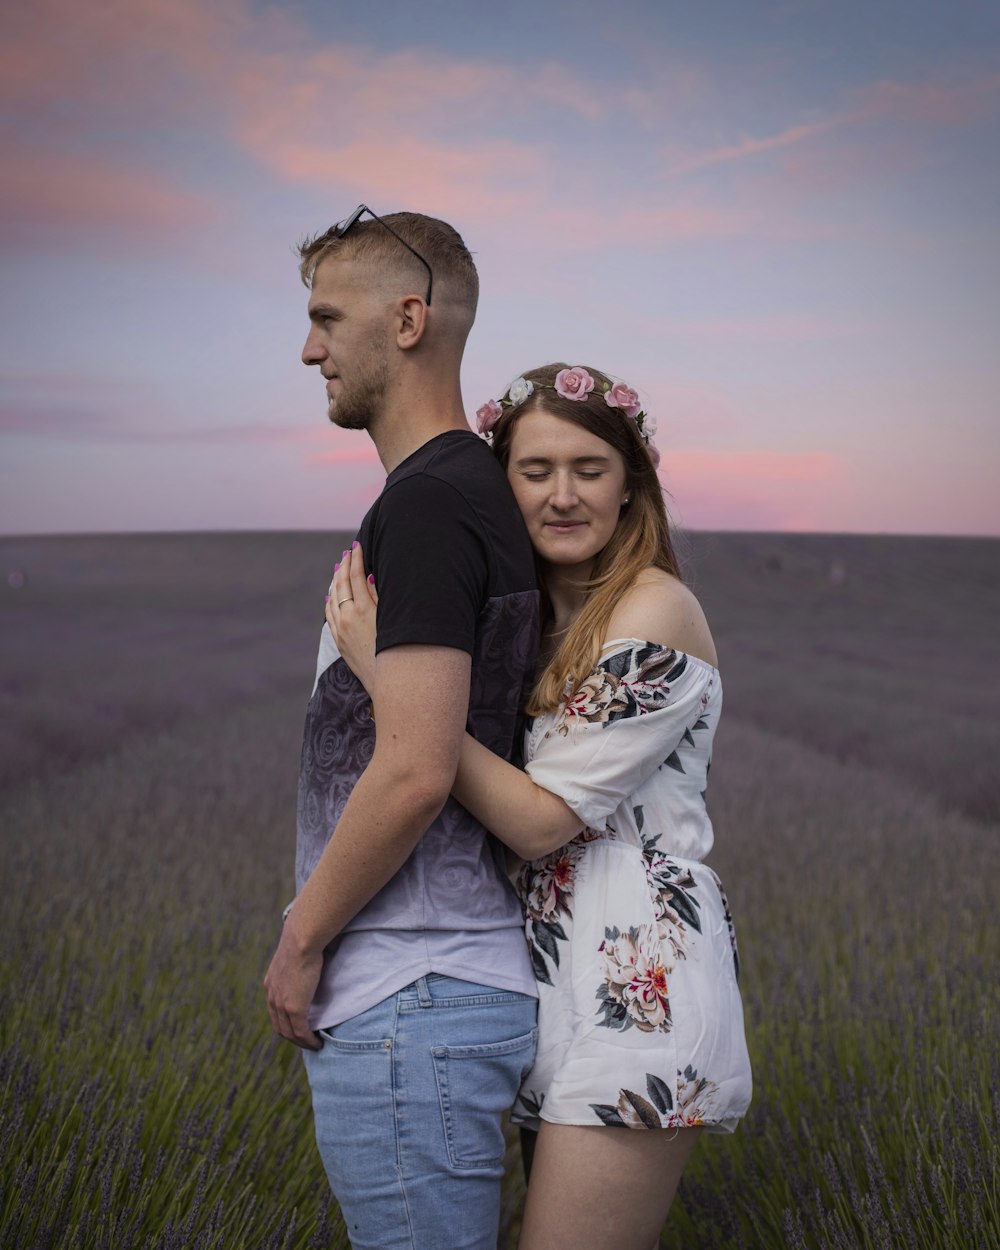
left=507, top=376, right=534, bottom=406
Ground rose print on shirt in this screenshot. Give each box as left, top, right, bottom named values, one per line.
left=554, top=644, right=690, bottom=737
left=517, top=830, right=600, bottom=986
left=676, top=1064, right=720, bottom=1125
left=519, top=837, right=588, bottom=923
left=589, top=1067, right=720, bottom=1129
left=556, top=669, right=628, bottom=734
left=596, top=923, right=672, bottom=1033
left=641, top=823, right=703, bottom=962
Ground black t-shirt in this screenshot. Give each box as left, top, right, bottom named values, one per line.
left=356, top=429, right=536, bottom=655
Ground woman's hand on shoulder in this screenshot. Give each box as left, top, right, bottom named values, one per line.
left=605, top=568, right=718, bottom=668
left=325, top=544, right=379, bottom=693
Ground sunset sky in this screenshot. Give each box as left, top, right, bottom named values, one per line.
left=2, top=0, right=998, bottom=536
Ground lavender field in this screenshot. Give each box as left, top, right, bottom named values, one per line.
left=1, top=530, right=998, bottom=1249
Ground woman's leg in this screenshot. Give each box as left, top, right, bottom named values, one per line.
left=517, top=1122, right=701, bottom=1250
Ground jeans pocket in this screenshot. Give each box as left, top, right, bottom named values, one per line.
left=431, top=1028, right=537, bottom=1170
left=317, top=1031, right=393, bottom=1052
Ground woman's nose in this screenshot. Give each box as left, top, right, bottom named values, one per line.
left=549, top=474, right=578, bottom=509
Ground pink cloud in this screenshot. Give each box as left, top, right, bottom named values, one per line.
left=662, top=65, right=1000, bottom=211
left=0, top=387, right=330, bottom=445
left=253, top=136, right=544, bottom=218
left=850, top=70, right=1000, bottom=128
left=0, top=1, right=779, bottom=251
left=0, top=143, right=219, bottom=243
left=232, top=46, right=510, bottom=148
left=3, top=3, right=635, bottom=246
left=0, top=0, right=254, bottom=118
left=666, top=67, right=1000, bottom=184
left=659, top=448, right=844, bottom=531
left=556, top=199, right=752, bottom=246
left=668, top=118, right=842, bottom=177
left=306, top=446, right=383, bottom=467
left=4, top=0, right=996, bottom=286
left=667, top=117, right=915, bottom=214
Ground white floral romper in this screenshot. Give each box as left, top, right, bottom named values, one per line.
left=511, top=639, right=752, bottom=1133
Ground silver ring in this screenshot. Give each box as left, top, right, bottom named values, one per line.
left=336, top=597, right=354, bottom=607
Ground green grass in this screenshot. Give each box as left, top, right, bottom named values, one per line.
left=2, top=531, right=998, bottom=1248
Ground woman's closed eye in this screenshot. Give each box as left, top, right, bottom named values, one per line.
left=521, top=469, right=606, bottom=482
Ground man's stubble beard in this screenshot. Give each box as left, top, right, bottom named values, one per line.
left=326, top=340, right=390, bottom=432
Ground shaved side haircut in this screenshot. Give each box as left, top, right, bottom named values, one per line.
left=298, top=212, right=479, bottom=321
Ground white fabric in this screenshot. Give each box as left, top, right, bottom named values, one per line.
left=512, top=639, right=753, bottom=1133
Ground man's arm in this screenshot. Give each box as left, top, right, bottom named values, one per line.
left=328, top=548, right=582, bottom=865
left=264, top=642, right=472, bottom=1049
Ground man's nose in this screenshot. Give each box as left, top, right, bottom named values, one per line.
left=302, top=331, right=325, bottom=365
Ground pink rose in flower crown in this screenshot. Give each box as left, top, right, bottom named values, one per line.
left=604, top=382, right=642, bottom=420
left=476, top=398, right=503, bottom=434
left=554, top=367, right=595, bottom=401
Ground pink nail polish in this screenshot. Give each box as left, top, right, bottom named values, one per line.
left=325, top=594, right=330, bottom=604
left=352, top=540, right=359, bottom=550
left=368, top=574, right=375, bottom=585
left=334, top=562, right=340, bottom=572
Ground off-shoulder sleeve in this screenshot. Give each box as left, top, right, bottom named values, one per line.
left=524, top=642, right=719, bottom=831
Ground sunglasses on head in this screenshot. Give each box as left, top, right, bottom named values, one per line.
left=331, top=205, right=433, bottom=305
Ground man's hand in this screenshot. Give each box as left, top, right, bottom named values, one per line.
left=263, top=915, right=324, bottom=1050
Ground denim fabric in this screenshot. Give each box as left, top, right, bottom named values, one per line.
left=303, top=974, right=537, bottom=1250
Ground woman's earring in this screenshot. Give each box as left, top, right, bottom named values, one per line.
left=622, top=495, right=630, bottom=505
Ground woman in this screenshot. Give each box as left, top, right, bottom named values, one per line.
left=328, top=363, right=752, bottom=1250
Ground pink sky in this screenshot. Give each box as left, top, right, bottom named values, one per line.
left=1, top=0, right=998, bottom=536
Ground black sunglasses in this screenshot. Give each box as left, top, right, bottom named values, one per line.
left=331, top=205, right=433, bottom=305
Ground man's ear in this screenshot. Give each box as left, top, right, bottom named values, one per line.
left=395, top=295, right=428, bottom=351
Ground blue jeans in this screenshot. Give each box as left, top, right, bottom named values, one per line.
left=303, top=974, right=537, bottom=1250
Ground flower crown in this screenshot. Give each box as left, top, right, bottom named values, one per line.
left=475, top=367, right=660, bottom=467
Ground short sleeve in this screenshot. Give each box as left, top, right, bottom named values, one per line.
left=369, top=474, right=489, bottom=655
left=524, top=644, right=719, bottom=831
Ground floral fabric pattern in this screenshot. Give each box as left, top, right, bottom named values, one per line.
left=590, top=1067, right=721, bottom=1129
left=554, top=644, right=688, bottom=736
left=641, top=817, right=704, bottom=964
left=597, top=923, right=672, bottom=1033
left=512, top=640, right=753, bottom=1135
left=517, top=828, right=602, bottom=986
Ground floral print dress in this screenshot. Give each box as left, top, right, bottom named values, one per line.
left=511, top=639, right=752, bottom=1134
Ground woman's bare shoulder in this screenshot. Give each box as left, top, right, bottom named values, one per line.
left=605, top=569, right=718, bottom=668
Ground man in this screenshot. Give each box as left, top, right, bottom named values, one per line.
left=264, top=208, right=539, bottom=1250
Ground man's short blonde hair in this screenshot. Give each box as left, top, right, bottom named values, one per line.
left=298, top=211, right=479, bottom=316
